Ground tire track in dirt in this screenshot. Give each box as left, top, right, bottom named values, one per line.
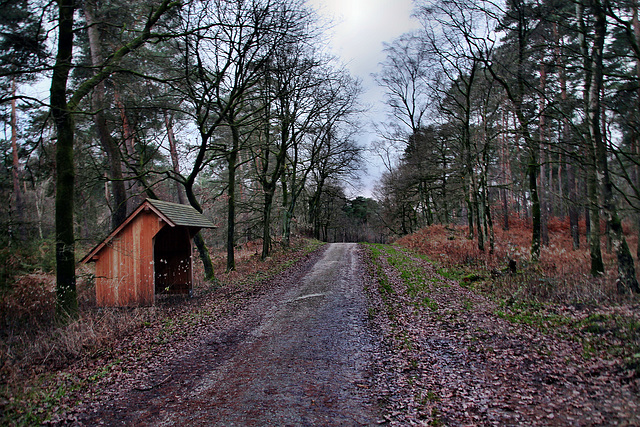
left=81, top=243, right=379, bottom=426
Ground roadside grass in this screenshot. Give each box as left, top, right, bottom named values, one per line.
left=367, top=244, right=439, bottom=312
left=363, top=243, right=446, bottom=425
left=0, top=237, right=324, bottom=426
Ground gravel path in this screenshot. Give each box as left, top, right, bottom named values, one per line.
left=82, top=243, right=379, bottom=426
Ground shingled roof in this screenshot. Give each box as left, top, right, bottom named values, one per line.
left=146, top=199, right=216, bottom=229
left=80, top=199, right=215, bottom=264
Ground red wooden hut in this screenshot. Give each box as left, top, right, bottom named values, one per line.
left=81, top=199, right=215, bottom=307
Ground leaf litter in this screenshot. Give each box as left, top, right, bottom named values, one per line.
left=363, top=243, right=640, bottom=426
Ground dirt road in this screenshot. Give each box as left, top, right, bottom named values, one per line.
left=82, top=243, right=379, bottom=426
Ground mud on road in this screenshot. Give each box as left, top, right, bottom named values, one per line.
left=81, top=243, right=380, bottom=426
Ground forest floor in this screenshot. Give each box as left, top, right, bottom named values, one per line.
left=365, top=243, right=640, bottom=425
left=1, top=231, right=640, bottom=425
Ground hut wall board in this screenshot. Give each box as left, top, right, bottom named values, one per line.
left=95, top=210, right=164, bottom=306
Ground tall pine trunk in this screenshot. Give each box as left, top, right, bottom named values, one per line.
left=587, top=165, right=604, bottom=275
left=568, top=159, right=580, bottom=249
left=633, top=2, right=640, bottom=259
left=500, top=110, right=510, bottom=230
left=226, top=126, right=239, bottom=272
left=589, top=0, right=639, bottom=292
left=51, top=0, right=78, bottom=319
left=528, top=153, right=541, bottom=261
left=84, top=0, right=127, bottom=227
left=539, top=60, right=549, bottom=247
left=577, top=0, right=604, bottom=273
left=50, top=0, right=177, bottom=317
left=11, top=78, right=26, bottom=242
left=485, top=3, right=541, bottom=262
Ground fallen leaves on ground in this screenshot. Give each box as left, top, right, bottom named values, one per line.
left=363, top=243, right=640, bottom=426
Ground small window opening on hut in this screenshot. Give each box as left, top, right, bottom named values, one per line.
left=154, top=226, right=192, bottom=296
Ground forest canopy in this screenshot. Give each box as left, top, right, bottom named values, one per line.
left=1, top=0, right=368, bottom=317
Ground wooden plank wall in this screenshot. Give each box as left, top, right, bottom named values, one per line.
left=96, top=210, right=163, bottom=306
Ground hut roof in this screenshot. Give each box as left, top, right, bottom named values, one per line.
left=80, top=199, right=215, bottom=264
left=146, top=199, right=216, bottom=229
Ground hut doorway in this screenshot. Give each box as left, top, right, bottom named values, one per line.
left=154, top=226, right=193, bottom=296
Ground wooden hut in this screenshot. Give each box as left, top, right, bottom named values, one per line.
left=81, top=199, right=216, bottom=307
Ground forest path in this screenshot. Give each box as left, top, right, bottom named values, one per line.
left=81, top=243, right=379, bottom=426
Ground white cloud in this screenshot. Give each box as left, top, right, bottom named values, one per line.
left=308, top=0, right=420, bottom=198
left=311, top=0, right=418, bottom=77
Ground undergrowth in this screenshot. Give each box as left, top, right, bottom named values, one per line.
left=396, top=217, right=628, bottom=305
left=365, top=225, right=640, bottom=425
left=393, top=220, right=640, bottom=371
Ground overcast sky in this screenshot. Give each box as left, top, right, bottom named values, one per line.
left=307, top=0, right=421, bottom=198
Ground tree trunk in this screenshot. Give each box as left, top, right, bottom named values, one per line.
left=596, top=149, right=639, bottom=291
left=227, top=126, right=239, bottom=272
left=50, top=0, right=177, bottom=318
left=193, top=232, right=215, bottom=281
left=484, top=2, right=541, bottom=262
left=282, top=173, right=293, bottom=247
left=261, top=189, right=274, bottom=259
left=633, top=1, right=640, bottom=261
left=310, top=176, right=325, bottom=239
left=472, top=174, right=484, bottom=251
left=481, top=119, right=494, bottom=254
left=563, top=77, right=579, bottom=248
left=634, top=133, right=640, bottom=260
left=589, top=0, right=638, bottom=292
left=114, top=90, right=144, bottom=211
left=182, top=131, right=216, bottom=281
left=540, top=148, right=549, bottom=247
left=463, top=64, right=477, bottom=241
left=464, top=176, right=474, bottom=239
left=539, top=60, right=550, bottom=247
left=587, top=166, right=604, bottom=275
left=282, top=166, right=311, bottom=247
left=577, top=0, right=605, bottom=275
left=182, top=184, right=215, bottom=280
left=529, top=153, right=542, bottom=261
left=164, top=110, right=187, bottom=205
left=500, top=111, right=510, bottom=231
left=51, top=0, right=78, bottom=320
left=11, top=78, right=26, bottom=242
left=282, top=207, right=293, bottom=246
left=84, top=0, right=127, bottom=228
left=568, top=160, right=580, bottom=249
